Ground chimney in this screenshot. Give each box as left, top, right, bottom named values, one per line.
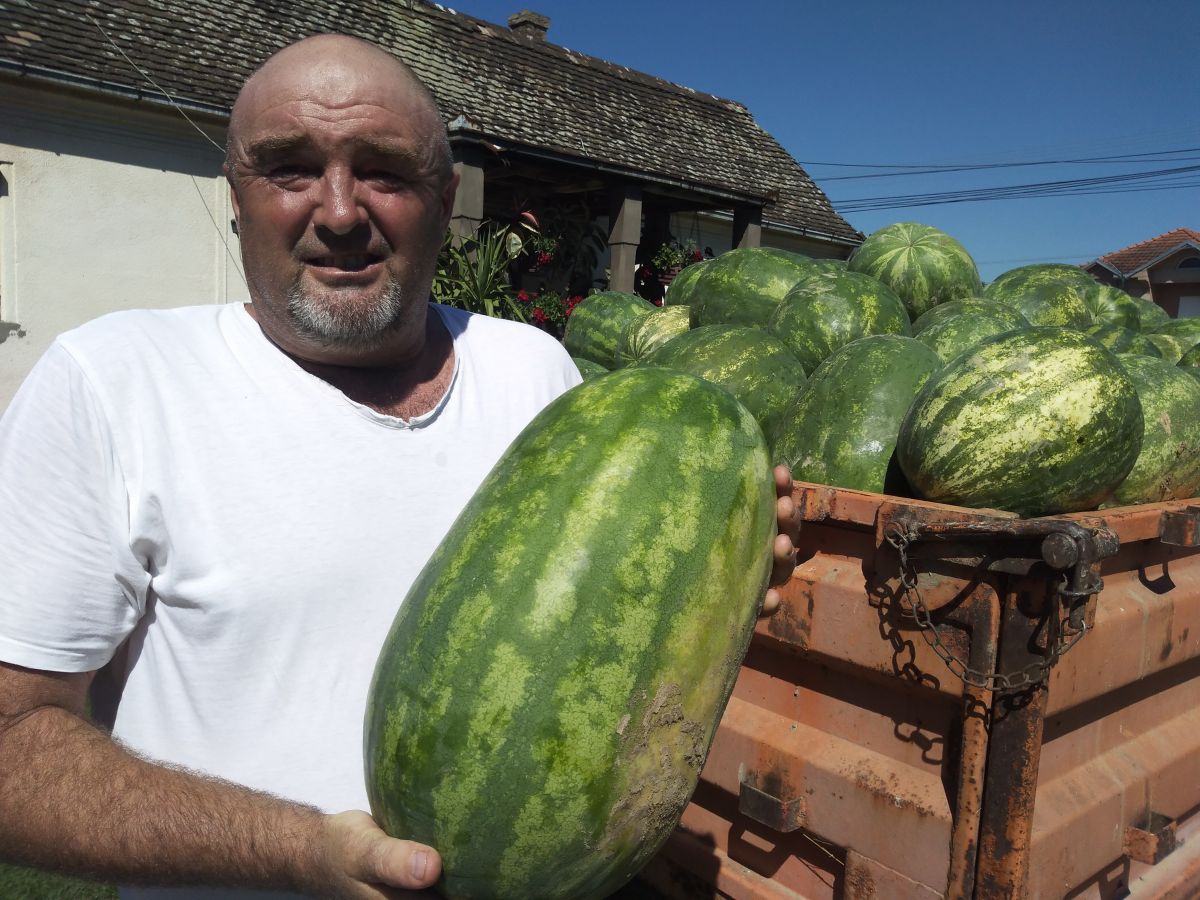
left=508, top=10, right=550, bottom=41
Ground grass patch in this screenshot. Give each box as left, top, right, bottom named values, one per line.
left=0, top=862, right=116, bottom=899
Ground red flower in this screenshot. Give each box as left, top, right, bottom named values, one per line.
left=517, top=290, right=530, bottom=303
left=690, top=249, right=704, bottom=262
left=537, top=251, right=554, bottom=266
left=532, top=307, right=547, bottom=324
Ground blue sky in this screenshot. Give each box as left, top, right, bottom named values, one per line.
left=457, top=0, right=1198, bottom=282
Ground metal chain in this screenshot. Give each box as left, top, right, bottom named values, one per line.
left=884, top=525, right=1093, bottom=692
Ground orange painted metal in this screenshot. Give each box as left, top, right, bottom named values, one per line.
left=647, top=483, right=1200, bottom=899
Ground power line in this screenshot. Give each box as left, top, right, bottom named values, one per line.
left=802, top=146, right=1200, bottom=173
left=810, top=148, right=1200, bottom=182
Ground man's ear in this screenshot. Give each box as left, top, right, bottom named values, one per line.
left=438, top=169, right=460, bottom=233
left=224, top=164, right=242, bottom=230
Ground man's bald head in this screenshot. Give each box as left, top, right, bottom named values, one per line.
left=226, top=34, right=452, bottom=185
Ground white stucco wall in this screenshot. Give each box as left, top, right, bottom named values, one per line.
left=0, top=81, right=246, bottom=410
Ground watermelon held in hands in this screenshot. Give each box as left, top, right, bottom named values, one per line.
left=765, top=269, right=911, bottom=373
left=897, top=327, right=1143, bottom=517
left=774, top=334, right=942, bottom=494
left=847, top=222, right=982, bottom=320
left=365, top=367, right=776, bottom=900
left=562, top=292, right=655, bottom=369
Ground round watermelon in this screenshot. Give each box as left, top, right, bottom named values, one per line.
left=775, top=335, right=942, bottom=494
left=572, top=357, right=608, bottom=380
left=1154, top=318, right=1200, bottom=349
left=562, top=292, right=655, bottom=369
left=1085, top=323, right=1142, bottom=354
left=1102, top=356, right=1200, bottom=506
left=365, top=367, right=775, bottom=900
left=897, top=327, right=1143, bottom=516
left=911, top=298, right=1025, bottom=336
left=687, top=248, right=816, bottom=328
left=639, top=324, right=807, bottom=455
left=1133, top=297, right=1171, bottom=332
left=915, top=302, right=1029, bottom=364
left=1146, top=332, right=1190, bottom=363
left=847, top=222, right=981, bottom=320
left=765, top=269, right=911, bottom=373
left=615, top=306, right=691, bottom=367
left=988, top=279, right=1094, bottom=328
left=1082, top=283, right=1141, bottom=329
left=663, top=259, right=710, bottom=307
left=985, top=263, right=1096, bottom=300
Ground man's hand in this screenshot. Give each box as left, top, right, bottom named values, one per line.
left=762, top=464, right=800, bottom=616
left=308, top=811, right=441, bottom=899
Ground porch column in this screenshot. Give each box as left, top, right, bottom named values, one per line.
left=607, top=183, right=642, bottom=294
left=733, top=203, right=762, bottom=249
left=450, top=145, right=485, bottom=243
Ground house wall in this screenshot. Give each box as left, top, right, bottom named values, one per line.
left=0, top=82, right=244, bottom=411
left=1147, top=247, right=1200, bottom=318
left=669, top=211, right=853, bottom=261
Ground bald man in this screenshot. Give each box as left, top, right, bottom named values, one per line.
left=0, top=34, right=798, bottom=899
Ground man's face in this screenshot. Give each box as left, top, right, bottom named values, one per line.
left=226, top=55, right=457, bottom=357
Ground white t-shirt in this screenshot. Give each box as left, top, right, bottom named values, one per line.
left=0, top=302, right=581, bottom=898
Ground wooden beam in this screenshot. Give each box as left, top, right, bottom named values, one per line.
left=607, top=183, right=643, bottom=294
left=733, top=204, right=762, bottom=249
left=450, top=146, right=485, bottom=243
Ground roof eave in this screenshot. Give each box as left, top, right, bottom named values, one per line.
left=0, top=59, right=230, bottom=120
left=1123, top=241, right=1200, bottom=277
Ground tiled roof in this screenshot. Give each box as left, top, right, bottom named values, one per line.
left=1094, top=228, right=1200, bottom=276
left=0, top=0, right=860, bottom=243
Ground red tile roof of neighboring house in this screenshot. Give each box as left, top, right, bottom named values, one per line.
left=1093, top=228, right=1200, bottom=276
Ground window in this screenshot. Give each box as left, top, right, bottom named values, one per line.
left=1179, top=256, right=1200, bottom=269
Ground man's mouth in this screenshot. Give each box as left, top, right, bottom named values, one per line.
left=306, top=254, right=383, bottom=272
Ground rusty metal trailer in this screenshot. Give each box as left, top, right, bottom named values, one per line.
left=639, top=482, right=1200, bottom=899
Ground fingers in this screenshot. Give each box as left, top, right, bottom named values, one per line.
left=323, top=810, right=442, bottom=899
left=774, top=463, right=793, bottom=496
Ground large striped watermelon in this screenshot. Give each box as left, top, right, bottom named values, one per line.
left=985, top=263, right=1096, bottom=299
left=662, top=259, right=710, bottom=307
left=765, top=269, right=911, bottom=373
left=911, top=298, right=1025, bottom=335
left=1083, top=283, right=1141, bottom=329
left=638, top=324, right=807, bottom=455
left=1133, top=297, right=1171, bottom=332
left=915, top=301, right=1029, bottom=364
left=1147, top=332, right=1190, bottom=363
left=897, top=328, right=1143, bottom=516
left=1154, top=318, right=1200, bottom=349
left=1102, top=356, right=1200, bottom=506
left=365, top=367, right=775, bottom=899
left=615, top=305, right=691, bottom=367
left=775, top=335, right=942, bottom=494
left=847, top=222, right=981, bottom=320
left=562, top=292, right=655, bottom=368
left=687, top=247, right=817, bottom=328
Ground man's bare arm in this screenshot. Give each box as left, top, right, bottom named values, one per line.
left=0, top=661, right=439, bottom=898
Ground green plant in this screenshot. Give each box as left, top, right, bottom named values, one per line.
left=651, top=238, right=702, bottom=272
left=515, top=288, right=584, bottom=338
left=527, top=202, right=608, bottom=294
left=432, top=223, right=530, bottom=323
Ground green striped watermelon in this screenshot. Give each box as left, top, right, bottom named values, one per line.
left=638, top=324, right=807, bottom=455
left=897, top=327, right=1143, bottom=516
left=1102, top=355, right=1200, bottom=506
left=687, top=247, right=818, bottom=328
left=775, top=335, right=942, bottom=494
left=663, top=260, right=710, bottom=307
left=1083, top=283, right=1141, bottom=329
left=1154, top=318, right=1200, bottom=349
left=985, top=263, right=1096, bottom=299
left=615, top=306, right=691, bottom=367
left=915, top=302, right=1029, bottom=364
left=847, top=222, right=982, bottom=320
left=766, top=269, right=911, bottom=373
left=1085, top=323, right=1142, bottom=354
left=562, top=292, right=655, bottom=369
left=572, top=356, right=609, bottom=380
left=911, top=298, right=1026, bottom=335
left=989, top=279, right=1094, bottom=328
left=1133, top=297, right=1171, bottom=332
left=1147, top=332, right=1190, bottom=363
left=365, top=367, right=775, bottom=900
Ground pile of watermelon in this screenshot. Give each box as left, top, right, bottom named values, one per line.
left=566, top=225, right=1200, bottom=518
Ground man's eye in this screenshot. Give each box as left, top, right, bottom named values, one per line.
left=363, top=170, right=408, bottom=188
left=267, top=165, right=317, bottom=182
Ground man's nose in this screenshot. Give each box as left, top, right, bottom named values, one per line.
left=312, top=169, right=368, bottom=234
